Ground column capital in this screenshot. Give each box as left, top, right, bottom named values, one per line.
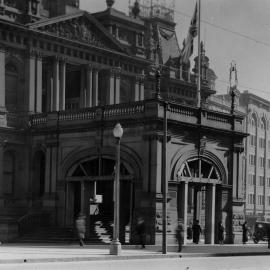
left=111, top=67, right=121, bottom=78
left=59, top=56, right=67, bottom=63
left=86, top=63, right=94, bottom=71
left=135, top=74, right=145, bottom=84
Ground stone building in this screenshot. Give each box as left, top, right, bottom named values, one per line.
left=211, top=91, right=270, bottom=224
left=0, top=0, right=247, bottom=244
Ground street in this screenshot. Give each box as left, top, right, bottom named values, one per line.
left=0, top=255, right=269, bottom=270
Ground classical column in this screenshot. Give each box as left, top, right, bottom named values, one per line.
left=52, top=56, right=60, bottom=111
left=26, top=50, right=36, bottom=112
left=81, top=181, right=85, bottom=214
left=79, top=67, right=85, bottom=108
left=205, top=183, right=216, bottom=244
left=115, top=67, right=121, bottom=104
left=93, top=69, right=99, bottom=106
left=44, top=147, right=52, bottom=194
left=36, top=52, right=42, bottom=113
left=109, top=69, right=115, bottom=105
left=46, top=67, right=53, bottom=112
left=179, top=181, right=188, bottom=244
left=86, top=64, right=93, bottom=107
left=134, top=76, right=140, bottom=101
left=0, top=46, right=5, bottom=110
left=59, top=58, right=66, bottom=111
left=139, top=77, right=145, bottom=100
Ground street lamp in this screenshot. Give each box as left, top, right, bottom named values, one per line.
left=110, top=123, right=123, bottom=255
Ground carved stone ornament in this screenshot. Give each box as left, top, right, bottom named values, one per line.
left=40, top=18, right=106, bottom=48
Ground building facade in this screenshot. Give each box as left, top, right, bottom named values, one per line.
left=0, top=0, right=246, bottom=244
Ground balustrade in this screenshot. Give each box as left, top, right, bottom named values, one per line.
left=28, top=100, right=245, bottom=133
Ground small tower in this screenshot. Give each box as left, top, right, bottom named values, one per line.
left=106, top=0, right=115, bottom=9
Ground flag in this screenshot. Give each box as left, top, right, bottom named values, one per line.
left=181, top=3, right=198, bottom=64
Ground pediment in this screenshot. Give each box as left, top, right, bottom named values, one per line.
left=29, top=12, right=126, bottom=53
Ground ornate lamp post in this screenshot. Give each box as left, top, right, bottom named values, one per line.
left=110, top=123, right=123, bottom=255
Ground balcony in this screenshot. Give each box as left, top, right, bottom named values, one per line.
left=29, top=99, right=246, bottom=135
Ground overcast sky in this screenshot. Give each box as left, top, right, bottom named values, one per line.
left=80, top=0, right=270, bottom=100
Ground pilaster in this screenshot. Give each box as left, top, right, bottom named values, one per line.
left=205, top=183, right=216, bottom=244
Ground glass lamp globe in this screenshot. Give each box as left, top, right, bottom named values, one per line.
left=113, top=123, right=123, bottom=138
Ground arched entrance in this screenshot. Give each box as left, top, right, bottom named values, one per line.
left=65, top=157, right=134, bottom=244
left=171, top=153, right=226, bottom=244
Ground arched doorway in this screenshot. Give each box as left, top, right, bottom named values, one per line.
left=65, top=157, right=133, bottom=244
left=171, top=154, right=226, bottom=244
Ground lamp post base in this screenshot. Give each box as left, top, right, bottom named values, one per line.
left=110, top=239, right=122, bottom=255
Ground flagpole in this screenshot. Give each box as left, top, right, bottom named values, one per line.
left=197, top=0, right=201, bottom=108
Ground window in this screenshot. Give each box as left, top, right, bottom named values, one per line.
left=258, top=195, right=264, bottom=206
left=259, top=176, right=264, bottom=186
left=268, top=196, right=270, bottom=206
left=259, top=157, right=265, bottom=168
left=249, top=154, right=255, bottom=166
left=248, top=194, right=255, bottom=204
left=268, top=159, right=270, bottom=169
left=250, top=135, right=256, bottom=147
left=248, top=174, right=256, bottom=185
left=267, top=178, right=270, bottom=187
left=259, top=138, right=265, bottom=148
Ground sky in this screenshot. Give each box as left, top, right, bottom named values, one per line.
left=80, top=0, right=270, bottom=100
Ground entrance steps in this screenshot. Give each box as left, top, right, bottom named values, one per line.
left=13, top=215, right=114, bottom=244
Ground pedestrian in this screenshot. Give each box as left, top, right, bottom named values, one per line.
left=217, top=221, right=225, bottom=245
left=192, top=219, right=202, bottom=244
left=242, top=221, right=248, bottom=244
left=75, top=212, right=86, bottom=246
left=175, top=219, right=184, bottom=252
left=136, top=217, right=146, bottom=249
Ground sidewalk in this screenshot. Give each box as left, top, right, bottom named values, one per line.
left=0, top=242, right=270, bottom=264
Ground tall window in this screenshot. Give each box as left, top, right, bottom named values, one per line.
left=248, top=194, right=255, bottom=204
left=259, top=176, right=264, bottom=186
left=259, top=157, right=265, bottom=168
left=250, top=135, right=256, bottom=147
left=5, top=62, right=18, bottom=111
left=3, top=151, right=15, bottom=195
left=249, top=154, right=255, bottom=166
left=248, top=174, right=256, bottom=185
left=258, top=195, right=264, bottom=206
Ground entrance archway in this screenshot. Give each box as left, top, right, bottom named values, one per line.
left=65, top=157, right=133, bottom=244
left=171, top=154, right=226, bottom=244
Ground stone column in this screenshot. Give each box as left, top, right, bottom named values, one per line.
left=134, top=76, right=140, bottom=101
left=52, top=56, right=60, bottom=111
left=205, top=183, right=216, bottom=244
left=179, top=181, right=188, bottom=244
left=46, top=67, right=53, bottom=112
left=59, top=58, right=66, bottom=111
left=115, top=67, right=121, bottom=104
left=86, top=64, right=93, bottom=107
left=79, top=67, right=85, bottom=108
left=109, top=69, right=115, bottom=105
left=36, top=52, right=42, bottom=113
left=93, top=69, right=99, bottom=106
left=26, top=50, right=36, bottom=112
left=0, top=46, right=5, bottom=110
left=139, top=77, right=145, bottom=100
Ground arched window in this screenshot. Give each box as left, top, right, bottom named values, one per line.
left=5, top=62, right=18, bottom=111
left=3, top=151, right=15, bottom=195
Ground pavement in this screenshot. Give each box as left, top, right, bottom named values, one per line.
left=0, top=241, right=270, bottom=264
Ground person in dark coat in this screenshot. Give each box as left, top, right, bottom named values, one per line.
left=218, top=221, right=225, bottom=244
left=75, top=213, right=86, bottom=246
left=175, top=220, right=184, bottom=252
left=136, top=217, right=146, bottom=248
left=192, top=220, right=202, bottom=244
left=242, top=221, right=248, bottom=244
